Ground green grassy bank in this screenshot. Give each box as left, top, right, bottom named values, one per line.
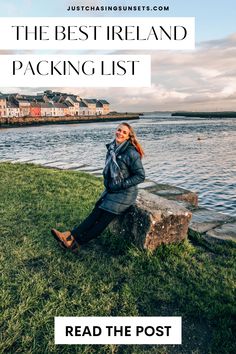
left=0, top=163, right=235, bottom=354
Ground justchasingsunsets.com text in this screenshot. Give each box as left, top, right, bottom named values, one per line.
left=66, top=5, right=170, bottom=12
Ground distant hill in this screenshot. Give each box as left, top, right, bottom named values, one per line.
left=172, top=111, right=236, bottom=118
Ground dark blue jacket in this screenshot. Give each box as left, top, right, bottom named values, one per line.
left=98, top=140, right=145, bottom=214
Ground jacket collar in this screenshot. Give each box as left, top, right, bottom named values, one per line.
left=106, top=139, right=131, bottom=153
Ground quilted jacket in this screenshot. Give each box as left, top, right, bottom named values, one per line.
left=98, top=140, right=145, bottom=214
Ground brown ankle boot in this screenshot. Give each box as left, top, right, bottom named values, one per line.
left=51, top=229, right=79, bottom=252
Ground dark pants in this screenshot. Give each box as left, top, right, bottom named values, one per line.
left=71, top=204, right=116, bottom=245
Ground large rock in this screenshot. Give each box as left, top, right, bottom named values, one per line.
left=109, top=190, right=192, bottom=251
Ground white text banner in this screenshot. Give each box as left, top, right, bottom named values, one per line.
left=54, top=316, right=182, bottom=345
left=0, top=17, right=195, bottom=50
left=0, top=55, right=151, bottom=87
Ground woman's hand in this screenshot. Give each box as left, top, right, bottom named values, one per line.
left=108, top=180, right=123, bottom=192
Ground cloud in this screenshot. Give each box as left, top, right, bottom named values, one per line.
left=101, top=34, right=236, bottom=111
left=1, top=33, right=236, bottom=111
left=132, top=33, right=236, bottom=111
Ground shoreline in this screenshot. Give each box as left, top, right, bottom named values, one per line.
left=0, top=113, right=140, bottom=129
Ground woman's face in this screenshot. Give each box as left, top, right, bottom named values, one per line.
left=115, top=124, right=130, bottom=144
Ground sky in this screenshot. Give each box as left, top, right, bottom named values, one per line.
left=0, top=0, right=236, bottom=112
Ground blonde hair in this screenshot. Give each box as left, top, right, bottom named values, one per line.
left=119, top=122, right=144, bottom=158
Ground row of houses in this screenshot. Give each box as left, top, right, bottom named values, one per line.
left=0, top=90, right=110, bottom=118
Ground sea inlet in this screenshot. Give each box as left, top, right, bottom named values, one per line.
left=0, top=115, right=235, bottom=216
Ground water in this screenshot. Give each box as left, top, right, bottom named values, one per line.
left=0, top=116, right=235, bottom=216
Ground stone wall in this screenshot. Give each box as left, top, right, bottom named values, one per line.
left=0, top=113, right=140, bottom=127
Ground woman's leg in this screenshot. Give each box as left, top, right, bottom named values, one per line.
left=71, top=206, right=116, bottom=245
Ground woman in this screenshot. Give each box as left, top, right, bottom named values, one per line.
left=51, top=122, right=145, bottom=252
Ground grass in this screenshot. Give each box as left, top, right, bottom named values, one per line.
left=0, top=162, right=235, bottom=354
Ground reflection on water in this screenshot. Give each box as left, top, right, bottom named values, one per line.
left=0, top=117, right=236, bottom=216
